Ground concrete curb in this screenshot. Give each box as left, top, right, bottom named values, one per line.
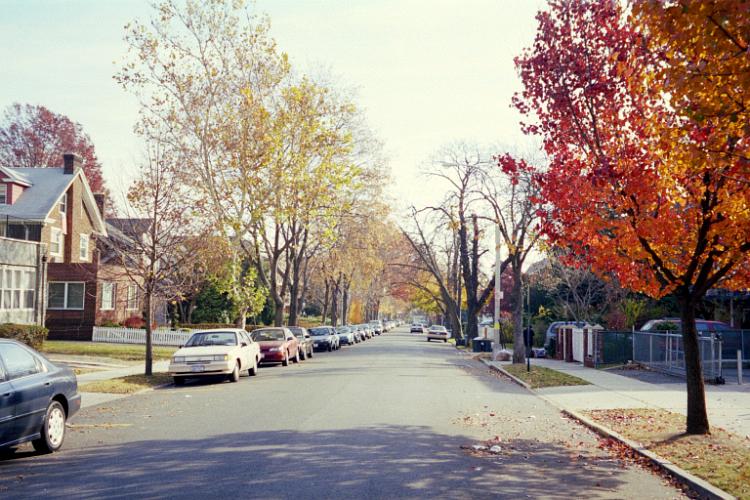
left=479, top=359, right=735, bottom=500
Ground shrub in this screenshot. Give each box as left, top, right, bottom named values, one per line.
left=0, top=323, right=48, bottom=349
left=98, top=319, right=122, bottom=328
left=123, top=316, right=145, bottom=329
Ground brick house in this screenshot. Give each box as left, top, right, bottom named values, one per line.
left=0, top=154, right=145, bottom=339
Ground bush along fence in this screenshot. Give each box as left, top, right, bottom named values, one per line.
left=92, top=326, right=195, bottom=347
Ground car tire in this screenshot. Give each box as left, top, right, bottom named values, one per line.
left=308, top=347, right=313, bottom=358
left=32, top=400, right=66, bottom=454
left=174, top=376, right=185, bottom=386
left=299, top=348, right=306, bottom=361
left=427, top=338, right=431, bottom=342
left=327, top=344, right=332, bottom=352
left=249, top=358, right=258, bottom=376
left=282, top=353, right=289, bottom=366
left=229, top=362, right=240, bottom=382
left=443, top=339, right=447, bottom=343
left=293, top=350, right=300, bottom=364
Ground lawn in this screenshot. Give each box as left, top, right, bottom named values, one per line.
left=42, top=341, right=175, bottom=362
left=502, top=363, right=590, bottom=389
left=79, top=374, right=174, bottom=394
left=586, top=408, right=750, bottom=499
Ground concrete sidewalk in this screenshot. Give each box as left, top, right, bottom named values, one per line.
left=52, top=355, right=170, bottom=409
left=487, top=358, right=750, bottom=439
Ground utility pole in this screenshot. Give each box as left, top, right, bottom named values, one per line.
left=493, top=224, right=502, bottom=359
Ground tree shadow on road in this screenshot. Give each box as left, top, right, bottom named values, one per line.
left=0, top=424, right=637, bottom=499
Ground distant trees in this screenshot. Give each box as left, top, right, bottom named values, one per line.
left=0, top=103, right=107, bottom=193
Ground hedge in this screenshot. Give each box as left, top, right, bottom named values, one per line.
left=0, top=323, right=48, bottom=349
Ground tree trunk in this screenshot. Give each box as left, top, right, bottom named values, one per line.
left=144, top=291, right=153, bottom=376
left=331, top=283, right=339, bottom=327
left=321, top=280, right=330, bottom=324
left=235, top=306, right=248, bottom=329
left=680, top=293, right=710, bottom=434
left=274, top=295, right=284, bottom=326
left=342, top=281, right=350, bottom=326
left=511, top=262, right=525, bottom=364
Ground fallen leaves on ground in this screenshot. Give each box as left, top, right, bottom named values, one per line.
left=586, top=408, right=750, bottom=499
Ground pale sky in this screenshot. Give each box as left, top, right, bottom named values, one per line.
left=0, top=0, right=545, bottom=213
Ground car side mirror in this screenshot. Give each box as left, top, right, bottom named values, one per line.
left=241, top=342, right=248, bottom=347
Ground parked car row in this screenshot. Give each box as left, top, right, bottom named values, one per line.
left=168, top=321, right=391, bottom=385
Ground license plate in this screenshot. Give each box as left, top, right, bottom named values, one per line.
left=191, top=365, right=205, bottom=372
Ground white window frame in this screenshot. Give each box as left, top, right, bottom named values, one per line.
left=0, top=266, right=36, bottom=310
left=50, top=228, right=63, bottom=257
left=47, top=282, right=85, bottom=310
left=0, top=184, right=7, bottom=204
left=101, top=282, right=115, bottom=311
left=79, top=234, right=89, bottom=261
left=59, top=192, right=67, bottom=215
left=126, top=284, right=138, bottom=311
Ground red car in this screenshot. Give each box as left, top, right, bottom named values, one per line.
left=251, top=327, right=300, bottom=366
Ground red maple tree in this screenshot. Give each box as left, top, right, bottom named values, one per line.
left=0, top=103, right=106, bottom=193
left=514, top=0, right=750, bottom=434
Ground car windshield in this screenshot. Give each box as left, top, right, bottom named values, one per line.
left=430, top=326, right=445, bottom=331
left=287, top=327, right=303, bottom=335
left=185, top=332, right=237, bottom=347
left=309, top=328, right=329, bottom=336
left=251, top=329, right=286, bottom=341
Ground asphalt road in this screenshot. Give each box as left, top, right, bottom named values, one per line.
left=0, top=328, right=683, bottom=499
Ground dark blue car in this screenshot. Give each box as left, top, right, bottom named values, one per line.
left=0, top=339, right=81, bottom=454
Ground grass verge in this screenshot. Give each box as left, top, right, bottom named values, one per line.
left=503, top=363, right=590, bottom=389
left=585, top=408, right=750, bottom=499
left=42, top=341, right=175, bottom=361
left=79, top=374, right=173, bottom=394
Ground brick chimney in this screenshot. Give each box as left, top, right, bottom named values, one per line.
left=63, top=153, right=82, bottom=175
left=93, top=193, right=106, bottom=218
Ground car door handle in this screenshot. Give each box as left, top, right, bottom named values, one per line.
left=44, top=382, right=51, bottom=387
left=1, top=392, right=11, bottom=398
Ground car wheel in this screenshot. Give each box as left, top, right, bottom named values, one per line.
left=32, top=401, right=66, bottom=454
left=427, top=338, right=431, bottom=342
left=299, top=348, right=306, bottom=361
left=282, top=353, right=289, bottom=366
left=308, top=347, right=313, bottom=358
left=293, top=350, right=300, bottom=364
left=229, top=362, right=240, bottom=382
left=174, top=376, right=185, bottom=386
left=327, top=344, right=332, bottom=352
left=443, top=339, right=448, bottom=343
left=249, top=358, right=258, bottom=376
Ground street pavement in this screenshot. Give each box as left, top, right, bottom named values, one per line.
left=0, top=329, right=684, bottom=499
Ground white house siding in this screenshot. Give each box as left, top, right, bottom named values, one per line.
left=0, top=236, right=47, bottom=325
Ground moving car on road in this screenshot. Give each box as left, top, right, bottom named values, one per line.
left=410, top=323, right=427, bottom=334
left=0, top=339, right=81, bottom=454
left=169, top=329, right=260, bottom=385
left=309, top=326, right=339, bottom=351
left=252, top=328, right=300, bottom=366
left=426, top=325, right=450, bottom=342
left=287, top=326, right=314, bottom=360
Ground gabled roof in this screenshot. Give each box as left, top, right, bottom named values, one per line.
left=0, top=167, right=107, bottom=236
left=0, top=167, right=31, bottom=187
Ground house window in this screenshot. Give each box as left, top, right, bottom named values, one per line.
left=59, top=192, right=67, bottom=215
left=50, top=228, right=63, bottom=257
left=126, top=284, right=138, bottom=310
left=79, top=234, right=89, bottom=261
left=47, top=282, right=85, bottom=310
left=0, top=266, right=35, bottom=310
left=101, top=282, right=115, bottom=310
left=0, top=184, right=7, bottom=204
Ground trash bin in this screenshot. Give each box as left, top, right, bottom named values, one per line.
left=473, top=338, right=492, bottom=352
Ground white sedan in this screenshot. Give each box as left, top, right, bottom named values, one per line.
left=168, top=329, right=261, bottom=385
left=426, top=325, right=450, bottom=342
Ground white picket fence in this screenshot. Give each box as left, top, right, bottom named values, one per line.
left=92, top=326, right=195, bottom=346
